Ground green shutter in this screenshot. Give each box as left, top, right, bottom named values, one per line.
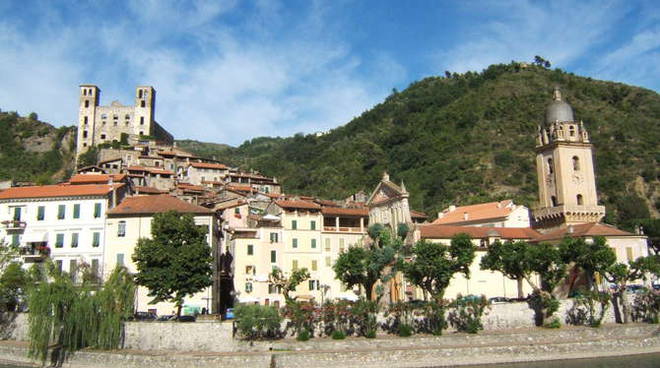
left=247, top=244, right=254, bottom=255
left=311, top=239, right=317, bottom=248
left=94, top=203, right=102, bottom=218
left=311, top=220, right=316, bottom=230
left=291, top=220, right=297, bottom=230
left=37, top=206, right=45, bottom=221
left=92, top=232, right=100, bottom=247
left=55, top=234, right=64, bottom=248
left=292, top=238, right=298, bottom=248
left=73, top=204, right=80, bottom=219
left=71, top=233, right=79, bottom=248
left=270, top=250, right=276, bottom=263
left=57, top=205, right=65, bottom=220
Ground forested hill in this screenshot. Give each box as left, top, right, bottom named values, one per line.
left=178, top=62, right=659, bottom=227
left=0, top=112, right=76, bottom=184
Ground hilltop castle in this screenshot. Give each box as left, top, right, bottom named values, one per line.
left=76, top=85, right=173, bottom=156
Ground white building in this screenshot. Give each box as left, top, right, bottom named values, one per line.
left=0, top=183, right=127, bottom=278
left=433, top=200, right=531, bottom=228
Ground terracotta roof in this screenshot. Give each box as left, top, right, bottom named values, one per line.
left=533, top=223, right=637, bottom=242
left=201, top=180, right=225, bottom=185
left=107, top=194, right=213, bottom=216
left=275, top=200, right=321, bottom=210
left=157, top=150, right=196, bottom=158
left=98, top=158, right=122, bottom=165
left=226, top=184, right=254, bottom=192
left=147, top=168, right=175, bottom=175
left=419, top=224, right=540, bottom=240
left=190, top=162, right=229, bottom=170
left=127, top=166, right=149, bottom=172
left=0, top=183, right=123, bottom=200
left=262, top=192, right=281, bottom=199
left=315, top=199, right=340, bottom=207
left=177, top=183, right=205, bottom=192
left=134, top=186, right=167, bottom=194
left=69, top=174, right=127, bottom=184
left=433, top=200, right=517, bottom=225
left=411, top=210, right=428, bottom=219
left=321, top=207, right=368, bottom=217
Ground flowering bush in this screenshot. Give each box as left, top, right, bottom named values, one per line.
left=447, top=294, right=489, bottom=334
left=632, top=289, right=659, bottom=324
left=234, top=304, right=282, bottom=340
left=281, top=301, right=319, bottom=338
left=565, top=291, right=610, bottom=327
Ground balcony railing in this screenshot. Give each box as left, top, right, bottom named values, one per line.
left=1, top=220, right=26, bottom=231
left=19, top=246, right=49, bottom=263
left=323, top=226, right=365, bottom=233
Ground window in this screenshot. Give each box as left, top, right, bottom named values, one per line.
left=84, top=100, right=89, bottom=108
left=247, top=244, right=254, bottom=255
left=92, top=232, right=100, bottom=247
left=245, top=265, right=255, bottom=275
left=311, top=239, right=317, bottom=249
left=308, top=280, right=319, bottom=291
left=270, top=232, right=278, bottom=243
left=11, top=234, right=19, bottom=246
left=268, top=284, right=280, bottom=294
left=245, top=282, right=253, bottom=293
left=547, top=158, right=554, bottom=174
left=234, top=207, right=240, bottom=214
left=55, top=233, right=64, bottom=248
left=292, top=238, right=298, bottom=248
left=37, top=206, right=45, bottom=221
left=310, top=220, right=316, bottom=230
left=270, top=250, right=276, bottom=263
left=100, top=134, right=106, bottom=140
left=292, top=259, right=298, bottom=270
left=141, top=101, right=145, bottom=108
left=138, top=90, right=143, bottom=98
left=13, top=207, right=21, bottom=221
left=325, top=256, right=331, bottom=267
left=118, top=221, right=126, bottom=237
left=83, top=130, right=88, bottom=138
left=101, top=114, right=107, bottom=119
left=69, top=260, right=77, bottom=281
left=71, top=233, right=79, bottom=248
left=573, top=156, right=580, bottom=171
left=551, top=196, right=558, bottom=206
left=140, top=116, right=144, bottom=125
left=116, top=253, right=124, bottom=266
left=577, top=194, right=584, bottom=205
left=339, top=239, right=345, bottom=253
left=91, top=259, right=99, bottom=280
left=125, top=114, right=130, bottom=120
left=626, top=247, right=634, bottom=262
left=325, top=238, right=331, bottom=251
left=291, top=220, right=297, bottom=230
left=57, top=205, right=65, bottom=219
left=83, top=116, right=88, bottom=125
left=94, top=203, right=102, bottom=218
left=56, top=260, right=63, bottom=272
left=311, top=260, right=317, bottom=271
left=73, top=204, right=80, bottom=219
left=569, top=126, right=575, bottom=137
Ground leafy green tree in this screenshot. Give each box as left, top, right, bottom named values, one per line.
left=559, top=236, right=616, bottom=291
left=605, top=255, right=660, bottom=323
left=132, top=211, right=213, bottom=317
left=269, top=266, right=310, bottom=304
left=480, top=240, right=528, bottom=298
left=400, top=234, right=475, bottom=300
left=333, top=247, right=379, bottom=300
left=77, top=146, right=99, bottom=168
left=0, top=262, right=28, bottom=311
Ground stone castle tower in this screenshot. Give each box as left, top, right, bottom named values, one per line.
left=76, top=85, right=173, bottom=157
left=532, top=87, right=605, bottom=231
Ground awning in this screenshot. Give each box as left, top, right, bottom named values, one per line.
left=22, top=232, right=48, bottom=243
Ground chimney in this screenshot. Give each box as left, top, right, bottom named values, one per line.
left=463, top=212, right=469, bottom=221
left=449, top=205, right=456, bottom=212
left=437, top=212, right=444, bottom=219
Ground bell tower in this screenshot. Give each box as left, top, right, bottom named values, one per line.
left=532, top=87, right=605, bottom=231
left=134, top=86, right=155, bottom=136
left=76, top=84, right=99, bottom=157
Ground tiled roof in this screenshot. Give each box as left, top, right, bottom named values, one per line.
left=315, top=199, right=340, bottom=207
left=190, top=162, right=229, bottom=170
left=321, top=207, right=368, bottom=217
left=134, top=186, right=167, bottom=194
left=275, top=200, right=321, bottom=210
left=127, top=166, right=149, bottom=172
left=69, top=174, right=127, bottom=184
left=411, top=210, right=428, bottom=219
left=107, top=194, right=213, bottom=216
left=226, top=184, right=254, bottom=192
left=533, top=223, right=636, bottom=242
left=419, top=224, right=540, bottom=240
left=148, top=168, right=175, bottom=175
left=0, top=183, right=123, bottom=200
left=177, top=183, right=205, bottom=192
left=433, top=200, right=516, bottom=225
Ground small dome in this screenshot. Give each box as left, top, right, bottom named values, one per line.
left=545, top=87, right=574, bottom=123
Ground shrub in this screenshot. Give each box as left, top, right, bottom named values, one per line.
left=448, top=295, right=489, bottom=334
left=415, top=300, right=448, bottom=335
left=631, top=289, right=659, bottom=324
left=544, top=318, right=561, bottom=329
left=365, top=329, right=376, bottom=339
left=331, top=330, right=346, bottom=340
left=566, top=291, right=610, bottom=327
left=398, top=324, right=413, bottom=337
left=296, top=329, right=311, bottom=341
left=234, top=304, right=282, bottom=340
left=320, top=300, right=352, bottom=336
left=384, top=301, right=416, bottom=336
left=281, top=301, right=318, bottom=338
left=527, top=291, right=560, bottom=327
left=350, top=299, right=379, bottom=337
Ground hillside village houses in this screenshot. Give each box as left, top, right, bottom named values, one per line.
left=0, top=84, right=653, bottom=316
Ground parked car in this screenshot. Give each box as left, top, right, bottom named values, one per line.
left=488, top=297, right=510, bottom=304
left=225, top=308, right=234, bottom=320
left=175, top=315, right=196, bottom=322
left=157, top=314, right=174, bottom=321
left=132, top=311, right=157, bottom=321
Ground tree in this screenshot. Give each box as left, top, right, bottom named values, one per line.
left=400, top=234, right=475, bottom=300
left=132, top=211, right=213, bottom=317
left=0, top=262, right=28, bottom=311
left=334, top=247, right=379, bottom=300
left=480, top=240, right=528, bottom=298
left=269, top=266, right=310, bottom=304
left=77, top=146, right=99, bottom=168
left=559, top=236, right=616, bottom=291
left=605, top=255, right=660, bottom=323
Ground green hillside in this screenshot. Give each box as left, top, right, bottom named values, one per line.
left=180, top=62, right=659, bottom=227
left=0, top=111, right=76, bottom=184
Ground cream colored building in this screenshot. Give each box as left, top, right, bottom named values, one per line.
left=104, top=194, right=218, bottom=315
left=434, top=200, right=530, bottom=228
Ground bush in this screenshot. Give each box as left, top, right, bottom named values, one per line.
left=331, top=330, right=346, bottom=340
left=398, top=324, right=413, bottom=337
left=527, top=291, right=560, bottom=327
left=566, top=291, right=610, bottom=327
left=384, top=301, right=416, bottom=336
left=234, top=304, right=282, bottom=340
left=350, top=299, right=379, bottom=337
left=365, top=329, right=376, bottom=339
left=415, top=300, right=448, bottom=335
left=544, top=318, right=561, bottom=329
left=296, top=329, right=311, bottom=341
left=632, top=289, right=659, bottom=324
left=320, top=300, right=351, bottom=336
left=448, top=295, right=489, bottom=334
left=282, top=301, right=318, bottom=338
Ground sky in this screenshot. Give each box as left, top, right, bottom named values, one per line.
left=0, top=0, right=658, bottom=146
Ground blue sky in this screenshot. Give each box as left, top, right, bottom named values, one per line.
left=1, top=0, right=658, bottom=146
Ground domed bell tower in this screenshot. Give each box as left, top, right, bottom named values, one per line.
left=532, top=87, right=605, bottom=231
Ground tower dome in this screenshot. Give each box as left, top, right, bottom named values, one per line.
left=545, top=87, right=574, bottom=123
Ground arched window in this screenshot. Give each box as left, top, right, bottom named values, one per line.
left=141, top=100, right=146, bottom=108
left=547, top=158, right=554, bottom=174
left=84, top=100, right=89, bottom=108
left=577, top=194, right=584, bottom=205
left=551, top=196, right=558, bottom=206
left=569, top=125, right=575, bottom=137
left=573, top=156, right=580, bottom=171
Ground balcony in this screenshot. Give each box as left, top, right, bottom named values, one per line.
left=19, top=245, right=49, bottom=263
left=323, top=226, right=365, bottom=233
left=1, top=220, right=26, bottom=231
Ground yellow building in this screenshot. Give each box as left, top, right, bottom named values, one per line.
left=104, top=194, right=218, bottom=315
